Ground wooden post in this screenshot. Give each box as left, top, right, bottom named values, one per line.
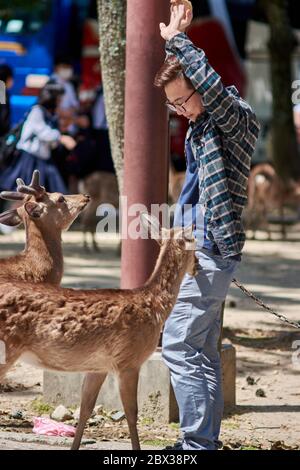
left=121, top=0, right=170, bottom=289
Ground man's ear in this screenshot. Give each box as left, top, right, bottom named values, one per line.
left=0, top=209, right=22, bottom=227
left=24, top=201, right=44, bottom=219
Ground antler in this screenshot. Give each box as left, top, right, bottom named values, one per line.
left=17, top=170, right=46, bottom=199
left=0, top=208, right=22, bottom=226
left=0, top=170, right=46, bottom=202
left=0, top=191, right=25, bottom=201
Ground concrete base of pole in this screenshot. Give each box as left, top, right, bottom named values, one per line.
left=43, top=344, right=236, bottom=424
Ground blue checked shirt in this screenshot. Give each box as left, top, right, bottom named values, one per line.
left=167, top=33, right=260, bottom=259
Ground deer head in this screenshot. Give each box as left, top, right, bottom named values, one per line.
left=140, top=212, right=198, bottom=277
left=0, top=170, right=90, bottom=232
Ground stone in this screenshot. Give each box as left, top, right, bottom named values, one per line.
left=44, top=345, right=236, bottom=423
left=10, top=410, right=23, bottom=420
left=111, top=411, right=125, bottom=422
left=51, top=405, right=73, bottom=422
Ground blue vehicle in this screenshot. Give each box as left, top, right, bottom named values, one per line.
left=0, top=0, right=93, bottom=124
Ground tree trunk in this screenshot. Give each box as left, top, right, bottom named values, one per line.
left=96, top=0, right=126, bottom=193
left=262, top=0, right=300, bottom=182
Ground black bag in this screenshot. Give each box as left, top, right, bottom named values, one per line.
left=0, top=119, right=26, bottom=170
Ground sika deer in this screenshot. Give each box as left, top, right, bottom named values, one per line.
left=245, top=163, right=300, bottom=239
left=0, top=213, right=197, bottom=450
left=80, top=171, right=119, bottom=252
left=0, top=171, right=90, bottom=284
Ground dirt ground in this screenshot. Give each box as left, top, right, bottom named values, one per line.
left=0, top=227, right=299, bottom=450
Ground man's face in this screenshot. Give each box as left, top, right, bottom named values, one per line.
left=164, top=76, right=204, bottom=122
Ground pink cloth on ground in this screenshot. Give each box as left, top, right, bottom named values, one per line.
left=32, top=417, right=76, bottom=437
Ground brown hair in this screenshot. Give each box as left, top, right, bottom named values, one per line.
left=154, top=55, right=193, bottom=89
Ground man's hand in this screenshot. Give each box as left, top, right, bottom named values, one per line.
left=160, top=4, right=193, bottom=41
left=171, top=0, right=193, bottom=32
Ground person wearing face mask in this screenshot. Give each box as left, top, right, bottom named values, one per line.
left=0, top=82, right=76, bottom=194
left=51, top=57, right=79, bottom=113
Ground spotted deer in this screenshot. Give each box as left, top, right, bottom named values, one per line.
left=0, top=213, right=198, bottom=450
left=80, top=171, right=119, bottom=252
left=245, top=163, right=300, bottom=239
left=0, top=171, right=90, bottom=284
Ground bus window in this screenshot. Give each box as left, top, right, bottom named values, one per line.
left=0, top=0, right=51, bottom=35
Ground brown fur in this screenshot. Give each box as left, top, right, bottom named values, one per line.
left=245, top=163, right=300, bottom=239
left=0, top=216, right=197, bottom=450
left=0, top=192, right=89, bottom=284
left=81, top=171, right=119, bottom=251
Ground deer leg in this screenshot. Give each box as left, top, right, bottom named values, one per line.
left=0, top=350, right=22, bottom=384
left=118, top=368, right=140, bottom=450
left=0, top=363, right=13, bottom=383
left=280, top=205, right=286, bottom=240
left=116, top=241, right=122, bottom=257
left=71, top=372, right=107, bottom=450
left=91, top=231, right=100, bottom=252
left=83, top=230, right=89, bottom=252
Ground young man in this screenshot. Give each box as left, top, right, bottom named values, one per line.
left=154, top=4, right=260, bottom=450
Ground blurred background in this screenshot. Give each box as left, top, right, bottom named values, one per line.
left=1, top=0, right=300, bottom=237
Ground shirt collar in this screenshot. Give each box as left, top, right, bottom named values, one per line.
left=188, top=110, right=210, bottom=139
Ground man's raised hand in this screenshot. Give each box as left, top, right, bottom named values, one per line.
left=171, top=0, right=193, bottom=32
left=160, top=4, right=192, bottom=41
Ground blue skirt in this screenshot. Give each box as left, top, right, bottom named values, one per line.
left=0, top=151, right=67, bottom=193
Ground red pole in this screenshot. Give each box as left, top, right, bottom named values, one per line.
left=121, top=0, right=170, bottom=289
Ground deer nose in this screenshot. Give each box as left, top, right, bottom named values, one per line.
left=84, top=194, right=91, bottom=200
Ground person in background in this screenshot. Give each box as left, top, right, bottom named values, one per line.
left=0, top=64, right=14, bottom=137
left=0, top=81, right=76, bottom=193
left=51, top=57, right=79, bottom=113
left=91, top=86, right=115, bottom=174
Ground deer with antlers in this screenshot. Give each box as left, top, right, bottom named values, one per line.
left=0, top=213, right=197, bottom=450
left=0, top=171, right=90, bottom=284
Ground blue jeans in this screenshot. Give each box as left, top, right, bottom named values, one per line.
left=162, top=248, right=240, bottom=450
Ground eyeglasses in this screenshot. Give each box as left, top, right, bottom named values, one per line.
left=166, top=89, right=197, bottom=113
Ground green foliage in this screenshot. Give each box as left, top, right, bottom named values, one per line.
left=240, top=446, right=261, bottom=450
left=30, top=398, right=54, bottom=416
left=142, top=439, right=174, bottom=447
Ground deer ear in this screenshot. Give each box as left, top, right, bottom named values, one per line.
left=140, top=212, right=161, bottom=240
left=0, top=209, right=22, bottom=227
left=183, top=224, right=194, bottom=241
left=24, top=201, right=44, bottom=219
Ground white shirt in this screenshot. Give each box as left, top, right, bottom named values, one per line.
left=17, top=106, right=61, bottom=160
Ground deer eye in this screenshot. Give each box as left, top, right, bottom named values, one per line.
left=57, top=195, right=66, bottom=203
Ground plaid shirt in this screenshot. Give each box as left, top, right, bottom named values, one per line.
left=166, top=33, right=260, bottom=258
